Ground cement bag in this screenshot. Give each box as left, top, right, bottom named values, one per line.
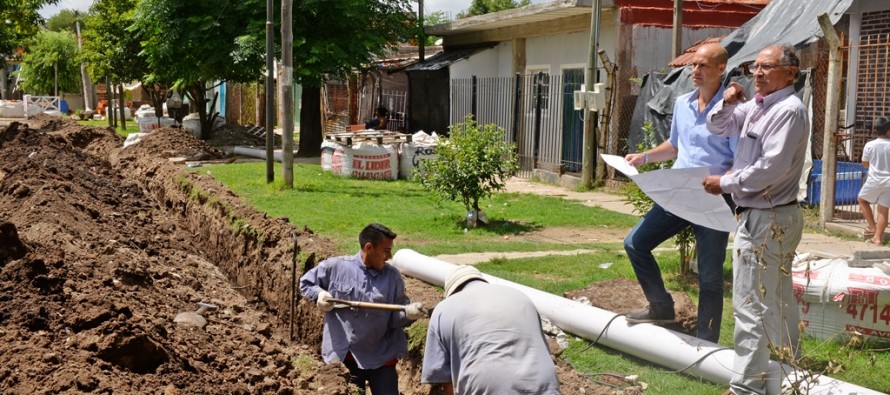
left=320, top=140, right=342, bottom=172
left=135, top=104, right=156, bottom=119
left=792, top=256, right=890, bottom=341
left=0, top=101, right=25, bottom=118
left=138, top=117, right=176, bottom=133
left=399, top=131, right=439, bottom=179
left=334, top=142, right=398, bottom=180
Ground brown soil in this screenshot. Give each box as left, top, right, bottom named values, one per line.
left=0, top=116, right=662, bottom=394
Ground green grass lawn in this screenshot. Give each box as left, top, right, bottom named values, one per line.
left=77, top=119, right=137, bottom=136
left=203, top=161, right=637, bottom=255
left=205, top=161, right=888, bottom=394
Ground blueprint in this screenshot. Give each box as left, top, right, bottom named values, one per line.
left=602, top=154, right=737, bottom=233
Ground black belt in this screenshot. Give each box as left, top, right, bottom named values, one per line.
left=735, top=201, right=799, bottom=216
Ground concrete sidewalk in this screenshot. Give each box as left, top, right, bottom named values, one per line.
left=504, top=177, right=887, bottom=258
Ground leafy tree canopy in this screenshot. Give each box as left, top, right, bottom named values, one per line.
left=291, top=0, right=416, bottom=87
left=45, top=9, right=78, bottom=33
left=458, top=0, right=531, bottom=18
left=83, top=0, right=146, bottom=83
left=0, top=0, right=58, bottom=58
left=16, top=30, right=81, bottom=95
left=133, top=0, right=266, bottom=87
left=422, top=10, right=450, bottom=46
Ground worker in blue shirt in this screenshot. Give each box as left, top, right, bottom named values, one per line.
left=300, top=223, right=424, bottom=394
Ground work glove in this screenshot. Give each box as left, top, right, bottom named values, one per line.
left=405, top=302, right=425, bottom=320
left=317, top=290, right=334, bottom=312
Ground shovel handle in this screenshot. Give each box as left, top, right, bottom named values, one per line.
left=328, top=298, right=407, bottom=312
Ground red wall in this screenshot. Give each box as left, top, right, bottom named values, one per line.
left=616, top=0, right=765, bottom=28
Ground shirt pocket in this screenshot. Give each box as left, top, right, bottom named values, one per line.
left=328, top=282, right=354, bottom=300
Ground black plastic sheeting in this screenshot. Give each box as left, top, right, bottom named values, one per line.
left=626, top=0, right=852, bottom=152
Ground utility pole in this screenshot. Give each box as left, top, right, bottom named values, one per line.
left=818, top=13, right=841, bottom=227
left=672, top=0, right=683, bottom=58
left=282, top=0, right=294, bottom=187
left=581, top=0, right=601, bottom=188
left=265, top=0, right=275, bottom=183
left=74, top=11, right=92, bottom=112
left=418, top=0, right=425, bottom=61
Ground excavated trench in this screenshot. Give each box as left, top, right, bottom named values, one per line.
left=0, top=117, right=614, bottom=394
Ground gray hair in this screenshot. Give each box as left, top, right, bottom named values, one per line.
left=778, top=45, right=800, bottom=68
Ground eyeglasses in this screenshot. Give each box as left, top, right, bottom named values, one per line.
left=747, top=63, right=788, bottom=73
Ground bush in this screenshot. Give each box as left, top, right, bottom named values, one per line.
left=414, top=116, right=519, bottom=226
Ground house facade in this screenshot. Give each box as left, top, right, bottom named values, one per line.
left=417, top=0, right=765, bottom=184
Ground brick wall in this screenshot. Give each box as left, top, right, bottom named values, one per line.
left=854, top=9, right=890, bottom=160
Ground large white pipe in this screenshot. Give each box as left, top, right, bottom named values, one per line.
left=393, top=249, right=881, bottom=395
left=233, top=146, right=288, bottom=162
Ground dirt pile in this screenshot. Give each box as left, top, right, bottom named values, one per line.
left=0, top=117, right=622, bottom=394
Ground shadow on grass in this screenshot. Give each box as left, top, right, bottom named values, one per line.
left=458, top=219, right=541, bottom=236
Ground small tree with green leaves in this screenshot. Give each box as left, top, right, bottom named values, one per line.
left=621, top=120, right=696, bottom=274
left=415, top=116, right=519, bottom=227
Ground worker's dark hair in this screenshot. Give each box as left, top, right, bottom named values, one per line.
left=375, top=107, right=389, bottom=118
left=359, top=223, right=396, bottom=247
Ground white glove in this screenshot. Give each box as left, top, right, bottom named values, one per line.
left=317, top=290, right=334, bottom=312
left=405, top=302, right=424, bottom=320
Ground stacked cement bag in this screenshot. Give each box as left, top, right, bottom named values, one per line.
left=320, top=140, right=341, bottom=172
left=399, top=131, right=439, bottom=179
left=0, top=101, right=25, bottom=118
left=330, top=142, right=398, bottom=180
left=791, top=254, right=890, bottom=342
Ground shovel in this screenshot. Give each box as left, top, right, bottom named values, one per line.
left=328, top=298, right=408, bottom=312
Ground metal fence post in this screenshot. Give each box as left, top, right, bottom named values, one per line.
left=533, top=72, right=544, bottom=165
left=512, top=73, right=521, bottom=144
left=471, top=75, right=478, bottom=120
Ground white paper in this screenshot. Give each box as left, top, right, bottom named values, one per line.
left=602, top=154, right=737, bottom=233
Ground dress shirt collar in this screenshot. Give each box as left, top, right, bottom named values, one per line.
left=757, top=85, right=795, bottom=108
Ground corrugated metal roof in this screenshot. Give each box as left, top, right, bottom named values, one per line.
left=404, top=45, right=497, bottom=72
left=667, top=36, right=726, bottom=67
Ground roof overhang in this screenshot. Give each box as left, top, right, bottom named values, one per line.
left=426, top=0, right=609, bottom=36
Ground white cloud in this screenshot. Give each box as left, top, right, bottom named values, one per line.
left=39, top=0, right=93, bottom=19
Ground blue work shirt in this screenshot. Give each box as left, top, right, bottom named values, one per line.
left=299, top=252, right=413, bottom=369
left=669, top=88, right=738, bottom=175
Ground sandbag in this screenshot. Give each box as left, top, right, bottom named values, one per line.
left=792, top=255, right=890, bottom=341
left=331, top=142, right=398, bottom=180
left=398, top=131, right=439, bottom=179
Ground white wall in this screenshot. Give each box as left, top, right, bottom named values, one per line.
left=451, top=41, right=512, bottom=79
left=451, top=25, right=619, bottom=79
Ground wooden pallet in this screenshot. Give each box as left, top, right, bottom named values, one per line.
left=325, top=131, right=412, bottom=145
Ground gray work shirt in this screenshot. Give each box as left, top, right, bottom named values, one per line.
left=706, top=85, right=809, bottom=208
left=421, top=281, right=560, bottom=394
left=299, top=252, right=412, bottom=369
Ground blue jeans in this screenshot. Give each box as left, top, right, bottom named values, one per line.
left=344, top=357, right=399, bottom=395
left=623, top=203, right=729, bottom=343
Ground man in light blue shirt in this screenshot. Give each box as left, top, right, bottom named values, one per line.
left=622, top=43, right=737, bottom=343
left=300, top=223, right=424, bottom=394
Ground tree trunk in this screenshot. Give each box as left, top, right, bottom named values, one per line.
left=297, top=85, right=322, bottom=157
left=185, top=82, right=211, bottom=140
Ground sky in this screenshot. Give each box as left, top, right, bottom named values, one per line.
left=41, top=0, right=548, bottom=20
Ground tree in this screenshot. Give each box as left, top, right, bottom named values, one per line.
left=133, top=0, right=266, bottom=138
left=423, top=10, right=450, bottom=46
left=46, top=9, right=78, bottom=33
left=292, top=0, right=416, bottom=157
left=458, top=0, right=531, bottom=18
left=0, top=0, right=58, bottom=58
left=16, top=30, right=81, bottom=95
left=83, top=0, right=167, bottom=116
left=415, top=116, right=519, bottom=227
